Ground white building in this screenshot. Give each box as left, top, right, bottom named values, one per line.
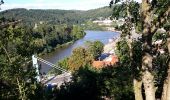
left=93, top=19, right=113, bottom=26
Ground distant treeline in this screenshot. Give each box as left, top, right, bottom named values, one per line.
left=30, top=23, right=86, bottom=54
left=0, top=17, right=85, bottom=56
left=0, top=5, right=124, bottom=54
left=0, top=6, right=113, bottom=26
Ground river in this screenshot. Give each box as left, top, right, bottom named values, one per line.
left=40, top=30, right=120, bottom=73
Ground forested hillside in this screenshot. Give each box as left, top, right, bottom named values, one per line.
left=0, top=7, right=112, bottom=26
left=0, top=7, right=113, bottom=54
left=1, top=0, right=170, bottom=99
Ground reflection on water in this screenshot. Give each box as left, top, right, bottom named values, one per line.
left=40, top=30, right=120, bottom=73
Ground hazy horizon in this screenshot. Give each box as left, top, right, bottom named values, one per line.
left=1, top=6, right=110, bottom=12
left=1, top=0, right=110, bottom=11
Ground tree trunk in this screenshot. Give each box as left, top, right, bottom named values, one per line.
left=166, top=62, right=170, bottom=100
left=134, top=79, right=143, bottom=100
left=142, top=53, right=155, bottom=100
left=141, top=0, right=156, bottom=99
left=161, top=78, right=168, bottom=100
left=128, top=36, right=143, bottom=100
left=166, top=32, right=170, bottom=100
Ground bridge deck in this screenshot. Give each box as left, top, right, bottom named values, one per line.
left=42, top=72, right=72, bottom=87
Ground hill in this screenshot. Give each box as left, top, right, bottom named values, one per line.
left=0, top=7, right=112, bottom=26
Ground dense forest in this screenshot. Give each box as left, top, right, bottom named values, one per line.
left=0, top=17, right=86, bottom=54
left=0, top=6, right=113, bottom=55
left=0, top=7, right=112, bottom=26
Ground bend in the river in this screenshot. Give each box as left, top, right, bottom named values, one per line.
left=40, top=30, right=120, bottom=73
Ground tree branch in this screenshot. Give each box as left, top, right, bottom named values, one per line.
left=2, top=45, right=12, bottom=63
left=151, top=5, right=170, bottom=34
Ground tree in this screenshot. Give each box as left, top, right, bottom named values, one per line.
left=71, top=25, right=86, bottom=40
left=0, top=20, right=39, bottom=99
left=162, top=23, right=170, bottom=100
left=86, top=41, right=104, bottom=60
left=0, top=0, right=4, bottom=9
left=110, top=0, right=170, bottom=99
left=68, top=47, right=93, bottom=72
left=58, top=57, right=69, bottom=70
left=53, top=64, right=134, bottom=100
left=61, top=41, right=104, bottom=72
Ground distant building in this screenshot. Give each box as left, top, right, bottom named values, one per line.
left=92, top=55, right=118, bottom=69
left=93, top=19, right=113, bottom=26
left=34, top=23, right=38, bottom=29
left=106, top=27, right=115, bottom=31
left=40, top=21, right=44, bottom=24
left=92, top=61, right=105, bottom=69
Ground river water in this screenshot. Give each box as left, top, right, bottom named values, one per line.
left=40, top=30, right=120, bottom=73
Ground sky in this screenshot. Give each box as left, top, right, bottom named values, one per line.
left=1, top=0, right=112, bottom=11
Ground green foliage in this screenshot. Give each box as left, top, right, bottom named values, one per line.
left=100, top=66, right=134, bottom=100
left=68, top=47, right=93, bottom=71
left=116, top=38, right=143, bottom=86
left=111, top=4, right=126, bottom=19
left=110, top=1, right=140, bottom=21
left=32, top=23, right=85, bottom=53
left=53, top=66, right=101, bottom=100
left=116, top=39, right=130, bottom=64
left=83, top=21, right=105, bottom=31
left=0, top=17, right=86, bottom=99
left=58, top=57, right=69, bottom=70
left=153, top=32, right=167, bottom=41
left=71, top=25, right=86, bottom=40
left=153, top=54, right=169, bottom=98
left=0, top=7, right=112, bottom=26
left=110, top=0, right=170, bottom=99
left=131, top=40, right=142, bottom=79
left=164, top=23, right=170, bottom=31
left=0, top=23, right=39, bottom=99
left=86, top=41, right=104, bottom=60
left=116, top=39, right=142, bottom=79
left=57, top=40, right=104, bottom=72
left=53, top=65, right=134, bottom=100
left=129, top=1, right=140, bottom=24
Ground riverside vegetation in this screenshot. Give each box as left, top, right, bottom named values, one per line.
left=0, top=0, right=170, bottom=100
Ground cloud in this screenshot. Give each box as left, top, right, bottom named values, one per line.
left=1, top=0, right=110, bottom=10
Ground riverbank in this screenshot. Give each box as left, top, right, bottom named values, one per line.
left=104, top=26, right=122, bottom=33
left=54, top=41, right=74, bottom=50
left=38, top=41, right=74, bottom=57
left=38, top=30, right=86, bottom=57
left=39, top=31, right=120, bottom=73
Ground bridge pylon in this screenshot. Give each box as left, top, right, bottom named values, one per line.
left=32, top=55, right=41, bottom=82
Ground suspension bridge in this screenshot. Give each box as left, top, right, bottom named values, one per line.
left=32, top=55, right=72, bottom=87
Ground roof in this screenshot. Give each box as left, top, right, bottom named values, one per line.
left=92, top=55, right=119, bottom=69
left=92, top=61, right=105, bottom=69
left=99, top=53, right=110, bottom=60
left=111, top=56, right=119, bottom=64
